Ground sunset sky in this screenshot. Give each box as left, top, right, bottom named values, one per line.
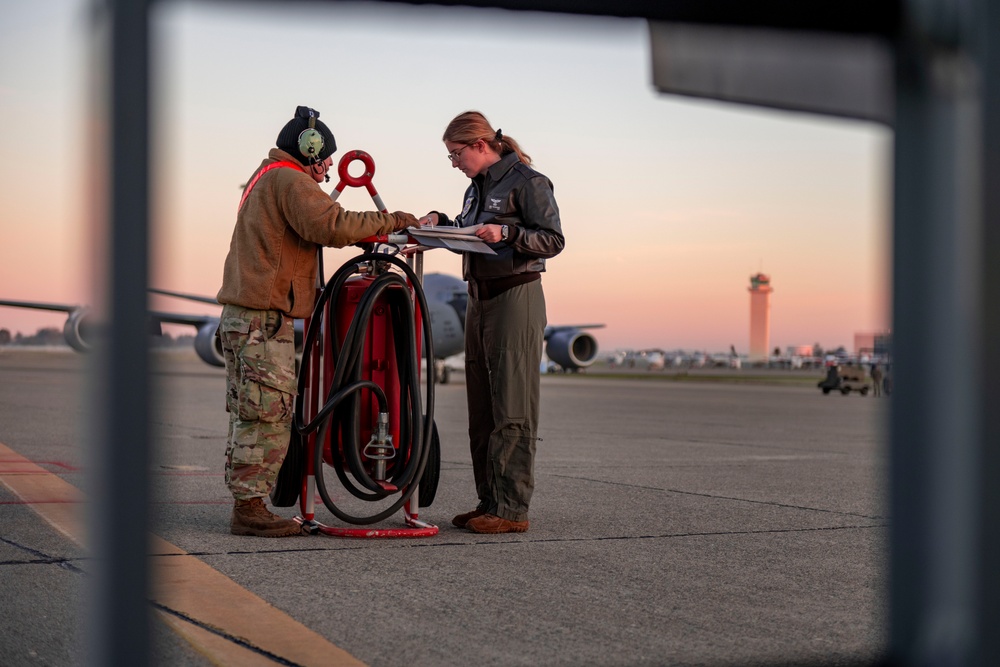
left=0, top=1, right=892, bottom=354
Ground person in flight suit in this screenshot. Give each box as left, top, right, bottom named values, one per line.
left=420, top=111, right=564, bottom=534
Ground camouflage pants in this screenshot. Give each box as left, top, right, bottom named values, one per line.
left=219, top=304, right=297, bottom=500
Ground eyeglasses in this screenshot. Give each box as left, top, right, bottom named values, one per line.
left=446, top=144, right=473, bottom=163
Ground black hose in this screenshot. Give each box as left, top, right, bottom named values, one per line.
left=293, top=252, right=435, bottom=525
left=335, top=273, right=419, bottom=494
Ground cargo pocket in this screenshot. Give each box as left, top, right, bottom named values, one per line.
left=230, top=438, right=265, bottom=466
left=238, top=355, right=296, bottom=423
left=492, top=346, right=527, bottom=422
left=220, top=317, right=252, bottom=417
left=232, top=310, right=297, bottom=423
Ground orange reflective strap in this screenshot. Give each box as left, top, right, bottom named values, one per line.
left=237, top=160, right=306, bottom=211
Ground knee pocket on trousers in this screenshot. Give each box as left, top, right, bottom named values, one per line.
left=491, top=427, right=535, bottom=463
left=221, top=309, right=296, bottom=423
left=236, top=378, right=294, bottom=423
left=230, top=441, right=265, bottom=466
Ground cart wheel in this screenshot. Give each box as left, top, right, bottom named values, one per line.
left=418, top=420, right=441, bottom=508
left=841, top=387, right=851, bottom=395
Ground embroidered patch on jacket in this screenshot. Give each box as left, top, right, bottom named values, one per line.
left=486, top=196, right=504, bottom=212
left=460, top=196, right=473, bottom=220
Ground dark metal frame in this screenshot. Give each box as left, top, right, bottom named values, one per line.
left=90, top=1, right=998, bottom=664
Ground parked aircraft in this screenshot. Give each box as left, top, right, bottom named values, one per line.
left=406, top=273, right=604, bottom=378
left=0, top=297, right=224, bottom=363
left=0, top=273, right=603, bottom=383
left=635, top=349, right=669, bottom=371
left=611, top=349, right=678, bottom=371
left=610, top=347, right=750, bottom=371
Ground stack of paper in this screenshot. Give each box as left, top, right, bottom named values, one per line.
left=407, top=224, right=496, bottom=255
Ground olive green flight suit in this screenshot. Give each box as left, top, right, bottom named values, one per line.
left=465, top=280, right=546, bottom=522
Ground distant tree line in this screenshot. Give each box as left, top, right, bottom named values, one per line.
left=0, top=327, right=195, bottom=348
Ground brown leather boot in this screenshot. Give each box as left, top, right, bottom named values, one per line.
left=452, top=508, right=487, bottom=528
left=465, top=513, right=529, bottom=534
left=231, top=497, right=302, bottom=537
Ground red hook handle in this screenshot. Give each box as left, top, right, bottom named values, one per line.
left=337, top=150, right=376, bottom=191
left=331, top=150, right=387, bottom=212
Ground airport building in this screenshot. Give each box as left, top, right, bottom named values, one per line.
left=854, top=331, right=892, bottom=358
left=748, top=273, right=773, bottom=361
left=787, top=344, right=814, bottom=357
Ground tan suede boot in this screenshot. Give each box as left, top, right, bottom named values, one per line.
left=231, top=497, right=302, bottom=537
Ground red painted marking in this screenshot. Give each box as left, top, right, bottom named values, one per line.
left=316, top=524, right=439, bottom=539
left=39, top=461, right=81, bottom=471
left=0, top=459, right=80, bottom=472
left=0, top=499, right=78, bottom=505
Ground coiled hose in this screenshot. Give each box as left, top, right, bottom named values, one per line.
left=294, top=252, right=435, bottom=525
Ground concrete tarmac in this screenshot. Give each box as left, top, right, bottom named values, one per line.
left=0, top=348, right=887, bottom=666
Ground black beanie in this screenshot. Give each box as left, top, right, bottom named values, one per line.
left=276, top=106, right=337, bottom=165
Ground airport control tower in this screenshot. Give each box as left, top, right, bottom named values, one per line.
left=748, top=273, right=773, bottom=361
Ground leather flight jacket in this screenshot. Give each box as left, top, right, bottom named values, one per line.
left=443, top=152, right=565, bottom=286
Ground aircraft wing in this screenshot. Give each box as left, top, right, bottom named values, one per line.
left=0, top=299, right=77, bottom=313
left=0, top=299, right=92, bottom=352
left=0, top=299, right=218, bottom=328
left=148, top=311, right=224, bottom=367
left=545, top=324, right=606, bottom=336
left=0, top=298, right=226, bottom=366
left=3, top=276, right=600, bottom=376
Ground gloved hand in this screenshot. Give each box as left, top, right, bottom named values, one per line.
left=392, top=211, right=419, bottom=231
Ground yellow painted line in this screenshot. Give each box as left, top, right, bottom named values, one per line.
left=0, top=441, right=366, bottom=667
left=0, top=449, right=85, bottom=545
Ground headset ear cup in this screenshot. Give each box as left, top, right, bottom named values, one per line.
left=297, top=128, right=324, bottom=160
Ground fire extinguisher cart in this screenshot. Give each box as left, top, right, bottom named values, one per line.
left=272, top=150, right=442, bottom=538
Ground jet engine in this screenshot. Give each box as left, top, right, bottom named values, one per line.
left=62, top=308, right=95, bottom=353
left=193, top=321, right=225, bottom=367
left=545, top=329, right=599, bottom=371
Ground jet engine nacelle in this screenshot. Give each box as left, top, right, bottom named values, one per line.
left=545, top=329, right=599, bottom=371
left=63, top=308, right=95, bottom=353
left=193, top=322, right=225, bottom=367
